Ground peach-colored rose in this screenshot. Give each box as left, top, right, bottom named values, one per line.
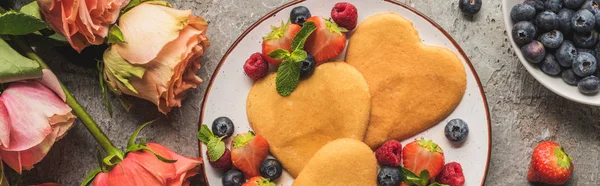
left=0, top=70, right=76, bottom=174
left=103, top=1, right=210, bottom=114
left=37, top=0, right=130, bottom=52
left=93, top=143, right=202, bottom=186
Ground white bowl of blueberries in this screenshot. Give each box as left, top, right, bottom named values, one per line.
left=504, top=0, right=600, bottom=105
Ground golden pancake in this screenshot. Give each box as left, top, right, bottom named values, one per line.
left=346, top=12, right=466, bottom=149
left=246, top=62, right=371, bottom=177
left=292, top=138, right=377, bottom=186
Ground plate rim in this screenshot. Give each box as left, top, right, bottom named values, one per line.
left=198, top=0, right=492, bottom=185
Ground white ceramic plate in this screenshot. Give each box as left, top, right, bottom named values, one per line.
left=503, top=0, right=600, bottom=105
left=200, top=0, right=491, bottom=185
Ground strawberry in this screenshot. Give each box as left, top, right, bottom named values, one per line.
left=242, top=177, right=275, bottom=186
left=528, top=141, right=573, bottom=185
left=231, top=131, right=270, bottom=177
left=402, top=139, right=445, bottom=179
left=304, top=16, right=348, bottom=63
left=197, top=124, right=232, bottom=169
left=262, top=21, right=302, bottom=65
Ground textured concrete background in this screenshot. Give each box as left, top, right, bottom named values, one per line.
left=6, top=0, right=600, bottom=185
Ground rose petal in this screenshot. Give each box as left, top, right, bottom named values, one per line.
left=0, top=102, right=10, bottom=148
left=40, top=69, right=66, bottom=101
left=115, top=3, right=191, bottom=64
left=0, top=128, right=59, bottom=174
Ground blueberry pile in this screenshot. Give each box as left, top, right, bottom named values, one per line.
left=511, top=0, right=600, bottom=95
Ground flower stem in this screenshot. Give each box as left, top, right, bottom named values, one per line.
left=11, top=36, right=122, bottom=157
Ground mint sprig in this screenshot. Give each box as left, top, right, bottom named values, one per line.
left=268, top=21, right=317, bottom=96
left=400, top=167, right=430, bottom=186
left=197, top=124, right=225, bottom=162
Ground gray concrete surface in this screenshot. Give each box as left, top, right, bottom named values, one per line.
left=7, top=0, right=600, bottom=185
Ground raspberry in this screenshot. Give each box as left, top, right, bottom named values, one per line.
left=375, top=140, right=402, bottom=166
left=244, top=53, right=269, bottom=80
left=436, top=162, right=465, bottom=186
left=331, top=2, right=358, bottom=30
left=207, top=148, right=232, bottom=170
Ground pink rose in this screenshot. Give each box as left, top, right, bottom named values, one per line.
left=0, top=70, right=76, bottom=174
left=37, top=0, right=130, bottom=52
left=93, top=143, right=202, bottom=186
left=103, top=2, right=210, bottom=114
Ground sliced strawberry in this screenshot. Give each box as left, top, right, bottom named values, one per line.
left=262, top=21, right=302, bottom=65
left=231, top=131, right=270, bottom=177
left=242, top=176, right=275, bottom=186
left=304, top=16, right=348, bottom=63
left=402, top=139, right=445, bottom=179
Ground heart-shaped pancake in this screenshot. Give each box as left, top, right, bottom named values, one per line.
left=346, top=12, right=466, bottom=149
left=246, top=62, right=371, bottom=177
left=292, top=138, right=377, bottom=186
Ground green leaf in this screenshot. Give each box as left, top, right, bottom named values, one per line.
left=267, top=49, right=290, bottom=60
left=0, top=11, right=47, bottom=35
left=19, top=1, right=41, bottom=20
left=141, top=145, right=177, bottom=163
left=207, top=137, right=225, bottom=162
left=80, top=168, right=102, bottom=186
left=128, top=119, right=157, bottom=148
left=291, top=21, right=317, bottom=51
left=290, top=50, right=307, bottom=63
left=275, top=59, right=301, bottom=96
left=196, top=124, right=214, bottom=144
left=400, top=167, right=429, bottom=186
left=429, top=183, right=450, bottom=186
left=233, top=131, right=256, bottom=148
left=97, top=60, right=113, bottom=117
left=96, top=149, right=106, bottom=172
left=103, top=46, right=146, bottom=94
left=107, top=25, right=126, bottom=44
left=325, top=18, right=349, bottom=35
left=0, top=38, right=42, bottom=83
left=263, top=21, right=288, bottom=40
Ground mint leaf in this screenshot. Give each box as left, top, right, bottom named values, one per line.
left=207, top=137, right=225, bottom=162
left=107, top=25, right=126, bottom=44
left=290, top=50, right=307, bottom=62
left=20, top=1, right=41, bottom=20
left=0, top=38, right=43, bottom=83
left=291, top=21, right=316, bottom=51
left=429, top=183, right=450, bottom=186
left=400, top=167, right=429, bottom=186
left=276, top=59, right=302, bottom=96
left=0, top=11, right=47, bottom=35
left=197, top=124, right=214, bottom=144
left=268, top=49, right=290, bottom=60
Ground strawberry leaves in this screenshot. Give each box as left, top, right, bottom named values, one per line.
left=399, top=167, right=449, bottom=186
left=197, top=124, right=226, bottom=162
left=268, top=21, right=317, bottom=96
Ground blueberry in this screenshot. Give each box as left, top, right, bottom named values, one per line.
left=556, top=41, right=578, bottom=67
left=459, top=0, right=482, bottom=16
left=511, top=4, right=537, bottom=22
left=571, top=9, right=595, bottom=33
left=300, top=54, right=316, bottom=77
left=565, top=0, right=586, bottom=9
left=562, top=69, right=582, bottom=85
left=573, top=30, right=599, bottom=48
left=445, top=119, right=469, bottom=143
left=558, top=9, right=574, bottom=34
left=512, top=21, right=537, bottom=46
left=212, top=117, right=234, bottom=138
left=544, top=0, right=563, bottom=13
left=540, top=54, right=563, bottom=76
left=573, top=52, right=598, bottom=76
left=260, top=158, right=283, bottom=180
left=536, top=11, right=559, bottom=31
left=222, top=169, right=245, bottom=186
left=540, top=30, right=564, bottom=48
left=578, top=48, right=597, bottom=56
left=525, top=0, right=546, bottom=13
left=581, top=0, right=600, bottom=15
left=290, top=6, right=311, bottom=26
left=578, top=75, right=600, bottom=94
left=377, top=166, right=402, bottom=186
left=521, top=41, right=547, bottom=63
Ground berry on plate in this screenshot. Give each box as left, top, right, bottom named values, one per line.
left=511, top=21, right=537, bottom=46
left=197, top=124, right=232, bottom=169
left=300, top=54, right=316, bottom=78
left=521, top=41, right=546, bottom=63
left=331, top=2, right=358, bottom=30
left=436, top=162, right=465, bottom=186
left=544, top=0, right=563, bottom=13
left=578, top=75, right=600, bottom=94
left=262, top=21, right=301, bottom=65
left=561, top=69, right=582, bottom=85
left=259, top=158, right=283, bottom=180
left=528, top=141, right=574, bottom=185
left=223, top=169, right=246, bottom=186
left=556, top=41, right=577, bottom=68
left=571, top=9, right=595, bottom=33
left=304, top=16, right=348, bottom=63
left=511, top=3, right=536, bottom=22
left=458, top=0, right=482, bottom=16
left=540, top=54, right=562, bottom=76
left=212, top=116, right=235, bottom=138
left=231, top=131, right=270, bottom=177
left=375, top=140, right=402, bottom=166
left=524, top=0, right=545, bottom=13
left=290, top=6, right=311, bottom=26
left=572, top=52, right=597, bottom=77
left=402, top=139, right=445, bottom=179
left=244, top=52, right=269, bottom=80
left=444, top=119, right=469, bottom=143
left=540, top=30, right=564, bottom=49
left=377, top=166, right=402, bottom=186
left=242, top=177, right=275, bottom=186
